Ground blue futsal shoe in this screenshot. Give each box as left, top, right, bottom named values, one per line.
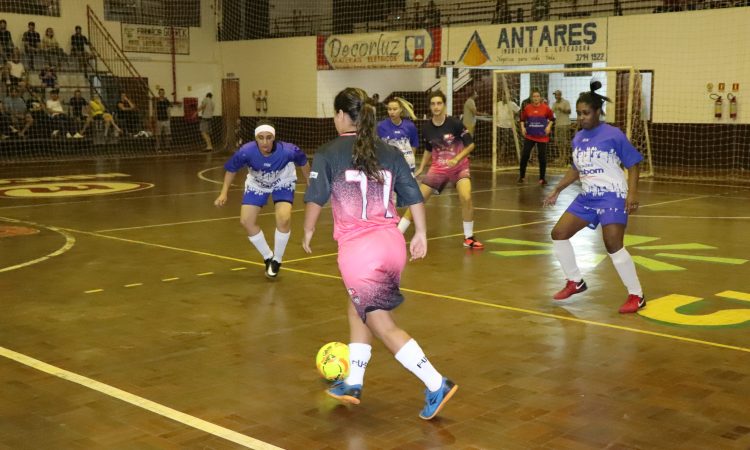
left=327, top=380, right=362, bottom=405
left=419, top=377, right=458, bottom=420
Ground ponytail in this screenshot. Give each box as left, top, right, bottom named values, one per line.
left=577, top=79, right=612, bottom=113
left=391, top=97, right=416, bottom=120
left=335, top=87, right=382, bottom=182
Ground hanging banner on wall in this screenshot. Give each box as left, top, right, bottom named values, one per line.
left=317, top=28, right=441, bottom=70
left=447, top=18, right=607, bottom=67
left=121, top=24, right=190, bottom=54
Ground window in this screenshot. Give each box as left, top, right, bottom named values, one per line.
left=104, top=0, right=200, bottom=27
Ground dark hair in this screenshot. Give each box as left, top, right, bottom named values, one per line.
left=75, top=26, right=82, bottom=31
left=577, top=80, right=611, bottom=113
left=428, top=90, right=446, bottom=104
left=28, top=21, right=35, bottom=26
left=334, top=87, right=381, bottom=182
left=0, top=20, right=6, bottom=25
left=50, top=89, right=59, bottom=95
left=206, top=93, right=213, bottom=98
left=255, top=118, right=276, bottom=130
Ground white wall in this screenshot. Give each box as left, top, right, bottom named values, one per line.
left=316, top=68, right=438, bottom=117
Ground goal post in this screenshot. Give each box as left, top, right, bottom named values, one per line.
left=491, top=66, right=653, bottom=178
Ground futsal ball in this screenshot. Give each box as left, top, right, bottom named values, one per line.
left=316, top=342, right=349, bottom=381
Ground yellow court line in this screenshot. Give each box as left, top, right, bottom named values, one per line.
left=0, top=346, right=283, bottom=450
left=124, top=283, right=143, bottom=288
left=85, top=289, right=103, bottom=294
left=162, top=277, right=180, bottom=282
left=231, top=267, right=247, bottom=271
left=197, top=272, right=214, bottom=277
left=61, top=224, right=750, bottom=354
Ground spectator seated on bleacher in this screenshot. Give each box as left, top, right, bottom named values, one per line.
left=0, top=20, right=14, bottom=64
left=4, top=50, right=28, bottom=90
left=83, top=93, right=122, bottom=138
left=45, top=88, right=74, bottom=138
left=3, top=86, right=33, bottom=137
left=24, top=88, right=48, bottom=138
left=41, top=27, right=65, bottom=68
left=39, top=65, right=57, bottom=89
left=0, top=100, right=14, bottom=139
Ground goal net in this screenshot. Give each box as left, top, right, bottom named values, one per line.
left=490, top=66, right=653, bottom=178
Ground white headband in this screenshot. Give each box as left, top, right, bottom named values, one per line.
left=255, top=124, right=276, bottom=137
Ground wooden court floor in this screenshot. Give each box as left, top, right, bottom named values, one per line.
left=1, top=154, right=749, bottom=449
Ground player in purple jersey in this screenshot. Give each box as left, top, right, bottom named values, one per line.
left=397, top=90, right=484, bottom=249
left=214, top=120, right=310, bottom=278
left=543, top=82, right=645, bottom=314
left=377, top=97, right=419, bottom=173
left=303, top=87, right=457, bottom=420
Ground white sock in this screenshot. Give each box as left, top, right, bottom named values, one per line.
left=397, top=218, right=411, bottom=234
left=609, top=248, right=643, bottom=296
left=463, top=221, right=474, bottom=239
left=394, top=339, right=443, bottom=392
left=344, top=343, right=372, bottom=386
left=552, top=239, right=583, bottom=282
left=248, top=230, right=273, bottom=260
left=273, top=229, right=290, bottom=263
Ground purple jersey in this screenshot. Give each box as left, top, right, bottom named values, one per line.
left=304, top=135, right=423, bottom=242
left=377, top=118, right=419, bottom=172
left=572, top=123, right=643, bottom=201
left=224, top=140, right=307, bottom=195
left=421, top=116, right=473, bottom=173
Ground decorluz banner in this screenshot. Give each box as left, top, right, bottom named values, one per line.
left=317, top=28, right=441, bottom=70
left=121, top=24, right=190, bottom=55
left=448, top=19, right=607, bottom=67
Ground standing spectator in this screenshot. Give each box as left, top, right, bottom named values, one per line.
left=0, top=100, right=13, bottom=138
left=0, top=20, right=13, bottom=64
left=154, top=88, right=172, bottom=151
left=462, top=90, right=485, bottom=135
left=39, top=65, right=57, bottom=90
left=68, top=89, right=87, bottom=137
left=519, top=89, right=554, bottom=185
left=552, top=89, right=572, bottom=164
left=371, top=93, right=387, bottom=121
left=22, top=21, right=41, bottom=70
left=70, top=26, right=91, bottom=72
left=495, top=94, right=520, bottom=157
left=41, top=27, right=65, bottom=68
left=45, top=88, right=73, bottom=138
left=198, top=92, right=214, bottom=151
left=491, top=0, right=511, bottom=24
left=3, top=86, right=33, bottom=137
left=116, top=91, right=138, bottom=135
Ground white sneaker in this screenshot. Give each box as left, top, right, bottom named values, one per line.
left=66, top=132, right=73, bottom=138
left=73, top=132, right=83, bottom=138
left=51, top=130, right=60, bottom=137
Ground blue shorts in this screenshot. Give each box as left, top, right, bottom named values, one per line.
left=566, top=194, right=628, bottom=230
left=242, top=188, right=294, bottom=207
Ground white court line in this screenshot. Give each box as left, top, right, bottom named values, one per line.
left=0, top=346, right=283, bottom=450
left=0, top=217, right=76, bottom=273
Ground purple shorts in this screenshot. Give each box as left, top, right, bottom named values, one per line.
left=241, top=188, right=294, bottom=207
left=566, top=194, right=628, bottom=230
left=338, top=226, right=406, bottom=322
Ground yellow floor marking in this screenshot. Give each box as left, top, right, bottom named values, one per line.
left=231, top=267, right=247, bottom=271
left=124, top=283, right=143, bottom=288
left=197, top=272, right=214, bottom=276
left=84, top=289, right=103, bottom=294
left=162, top=277, right=180, bottom=282
left=717, top=290, right=750, bottom=301
left=0, top=346, right=283, bottom=450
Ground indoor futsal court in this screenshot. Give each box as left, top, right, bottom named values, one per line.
left=1, top=155, right=748, bottom=449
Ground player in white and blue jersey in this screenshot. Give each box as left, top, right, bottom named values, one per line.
left=377, top=97, right=420, bottom=173
left=214, top=120, right=310, bottom=278
left=543, top=82, right=645, bottom=314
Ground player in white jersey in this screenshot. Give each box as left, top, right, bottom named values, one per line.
left=543, top=82, right=645, bottom=314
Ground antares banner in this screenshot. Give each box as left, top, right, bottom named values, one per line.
left=317, top=28, right=441, bottom=70
left=121, top=24, right=190, bottom=55
left=448, top=19, right=607, bottom=67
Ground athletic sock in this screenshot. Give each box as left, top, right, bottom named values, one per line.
left=273, top=229, right=290, bottom=263
left=248, top=230, right=273, bottom=260
left=463, top=221, right=474, bottom=239
left=552, top=239, right=583, bottom=282
left=394, top=339, right=443, bottom=392
left=344, top=343, right=372, bottom=386
left=609, top=247, right=643, bottom=296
